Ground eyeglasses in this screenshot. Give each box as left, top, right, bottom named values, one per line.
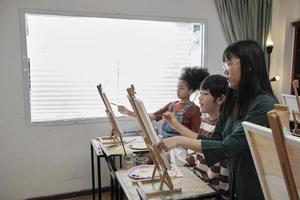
left=222, top=62, right=230, bottom=72
left=222, top=59, right=240, bottom=71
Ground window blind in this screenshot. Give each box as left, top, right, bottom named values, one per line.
left=25, top=14, right=205, bottom=122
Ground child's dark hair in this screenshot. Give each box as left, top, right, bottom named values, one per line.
left=200, top=75, right=228, bottom=100
left=179, top=66, right=209, bottom=92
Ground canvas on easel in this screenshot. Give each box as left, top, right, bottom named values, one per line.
left=96, top=84, right=124, bottom=145
left=292, top=80, right=300, bottom=112
left=243, top=104, right=300, bottom=200
left=282, top=93, right=299, bottom=121
left=126, top=84, right=181, bottom=197
left=292, top=80, right=300, bottom=136
left=243, top=121, right=291, bottom=200
left=292, top=111, right=300, bottom=136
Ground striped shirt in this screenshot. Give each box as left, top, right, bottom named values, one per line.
left=186, top=117, right=230, bottom=199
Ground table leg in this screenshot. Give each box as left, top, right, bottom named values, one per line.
left=111, top=156, right=118, bottom=200
left=110, top=175, right=114, bottom=200
left=91, top=143, right=95, bottom=200
left=119, top=155, right=122, bottom=169
left=120, top=186, right=124, bottom=200
left=97, top=156, right=102, bottom=200
left=116, top=155, right=122, bottom=199
left=115, top=178, right=119, bottom=200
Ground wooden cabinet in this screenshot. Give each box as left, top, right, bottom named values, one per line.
left=291, top=21, right=300, bottom=94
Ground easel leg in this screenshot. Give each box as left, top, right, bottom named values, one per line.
left=91, top=143, right=95, bottom=200
left=159, top=173, right=166, bottom=190
left=151, top=166, right=157, bottom=179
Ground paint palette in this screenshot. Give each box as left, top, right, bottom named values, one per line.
left=128, top=165, right=158, bottom=179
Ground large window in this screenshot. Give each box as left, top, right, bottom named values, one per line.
left=22, top=13, right=205, bottom=123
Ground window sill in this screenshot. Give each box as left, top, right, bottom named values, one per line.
left=28, top=116, right=137, bottom=127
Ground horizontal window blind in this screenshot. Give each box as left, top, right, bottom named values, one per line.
left=25, top=14, right=205, bottom=122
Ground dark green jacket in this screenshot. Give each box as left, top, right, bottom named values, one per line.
left=200, top=94, right=277, bottom=200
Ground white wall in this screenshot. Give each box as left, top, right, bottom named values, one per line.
left=0, top=0, right=227, bottom=199
left=271, top=0, right=300, bottom=98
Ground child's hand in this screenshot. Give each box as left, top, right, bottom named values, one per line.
left=162, top=111, right=179, bottom=129
left=118, top=105, right=129, bottom=115
left=157, top=136, right=181, bottom=152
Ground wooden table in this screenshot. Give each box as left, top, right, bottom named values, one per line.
left=90, top=133, right=148, bottom=200
left=115, top=166, right=219, bottom=200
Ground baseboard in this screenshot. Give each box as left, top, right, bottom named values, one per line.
left=25, top=187, right=110, bottom=200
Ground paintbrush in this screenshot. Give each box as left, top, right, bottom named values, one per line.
left=106, top=138, right=137, bottom=149
left=110, top=102, right=120, bottom=107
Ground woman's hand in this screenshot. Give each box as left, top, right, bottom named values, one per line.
left=118, top=105, right=130, bottom=115
left=158, top=136, right=203, bottom=153
left=162, top=111, right=180, bottom=129
left=157, top=136, right=182, bottom=152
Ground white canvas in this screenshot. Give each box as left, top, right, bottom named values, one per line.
left=243, top=121, right=290, bottom=200
left=282, top=94, right=300, bottom=120
left=133, top=97, right=171, bottom=170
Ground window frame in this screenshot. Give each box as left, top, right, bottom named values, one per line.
left=19, top=8, right=207, bottom=126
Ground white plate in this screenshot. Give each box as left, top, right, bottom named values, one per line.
left=128, top=142, right=147, bottom=150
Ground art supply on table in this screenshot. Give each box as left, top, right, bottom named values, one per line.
left=123, top=153, right=136, bottom=170
left=134, top=156, right=149, bottom=166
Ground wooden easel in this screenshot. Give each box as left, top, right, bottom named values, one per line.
left=126, top=85, right=182, bottom=197
left=292, top=80, right=300, bottom=111
left=268, top=105, right=300, bottom=200
left=292, top=111, right=300, bottom=135
left=96, top=84, right=123, bottom=145
left=292, top=80, right=300, bottom=136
